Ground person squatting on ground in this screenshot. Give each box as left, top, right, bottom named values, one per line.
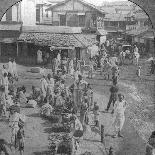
left=145, top=131, right=155, bottom=155
left=0, top=139, right=13, bottom=155
left=113, top=94, right=128, bottom=138
left=105, top=85, right=119, bottom=113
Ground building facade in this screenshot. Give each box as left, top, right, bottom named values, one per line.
left=44, top=0, right=105, bottom=29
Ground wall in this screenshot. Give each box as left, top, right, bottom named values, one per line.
left=21, top=0, right=36, bottom=26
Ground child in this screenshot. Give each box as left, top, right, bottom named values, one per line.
left=93, top=102, right=100, bottom=128
left=136, top=66, right=141, bottom=77
left=16, top=122, right=25, bottom=155
left=0, top=138, right=12, bottom=155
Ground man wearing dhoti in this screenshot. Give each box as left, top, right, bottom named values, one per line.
left=12, top=59, right=18, bottom=78
left=8, top=58, right=13, bottom=76
left=1, top=73, right=9, bottom=96
left=41, top=76, right=48, bottom=100
left=68, top=59, right=74, bottom=76
left=73, top=75, right=88, bottom=112
left=37, top=49, right=43, bottom=64
left=46, top=74, right=55, bottom=96
left=113, top=94, right=127, bottom=138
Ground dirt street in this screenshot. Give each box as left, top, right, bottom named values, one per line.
left=0, top=59, right=154, bottom=155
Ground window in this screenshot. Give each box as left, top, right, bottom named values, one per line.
left=60, top=15, right=66, bottom=26
left=79, top=15, right=85, bottom=27
left=46, top=11, right=49, bottom=18
left=6, top=7, right=12, bottom=21
left=36, top=7, right=40, bottom=23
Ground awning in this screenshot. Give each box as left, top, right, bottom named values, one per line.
left=18, top=33, right=83, bottom=47
left=0, top=38, right=17, bottom=43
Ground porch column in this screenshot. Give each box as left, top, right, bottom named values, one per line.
left=16, top=42, right=19, bottom=57
left=0, top=42, right=1, bottom=56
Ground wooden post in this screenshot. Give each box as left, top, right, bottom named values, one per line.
left=101, top=124, right=105, bottom=144
left=16, top=42, right=19, bottom=57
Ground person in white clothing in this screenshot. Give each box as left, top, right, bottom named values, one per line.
left=2, top=65, right=8, bottom=76
left=133, top=45, right=140, bottom=65
left=41, top=75, right=48, bottom=100
left=1, top=73, right=9, bottom=95
left=8, top=58, right=13, bottom=76
left=37, top=49, right=43, bottom=64
left=9, top=110, right=25, bottom=147
left=12, top=59, right=18, bottom=78
left=69, top=59, right=74, bottom=76
left=113, top=93, right=128, bottom=138
left=57, top=52, right=61, bottom=66
left=46, top=74, right=55, bottom=96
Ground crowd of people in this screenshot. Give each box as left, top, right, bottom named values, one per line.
left=0, top=38, right=154, bottom=155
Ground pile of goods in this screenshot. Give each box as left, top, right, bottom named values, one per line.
left=51, top=123, right=71, bottom=133
left=48, top=133, right=72, bottom=155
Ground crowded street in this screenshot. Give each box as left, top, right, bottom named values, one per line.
left=0, top=0, right=155, bottom=154
left=0, top=55, right=154, bottom=155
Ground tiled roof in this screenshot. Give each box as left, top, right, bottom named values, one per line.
left=46, top=0, right=105, bottom=14
left=18, top=33, right=84, bottom=47
left=125, top=27, right=154, bottom=36
left=74, top=34, right=97, bottom=47
left=22, top=26, right=82, bottom=34
left=0, top=23, right=21, bottom=31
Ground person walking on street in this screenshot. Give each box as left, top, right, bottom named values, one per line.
left=133, top=45, right=140, bottom=65
left=16, top=122, right=25, bottom=155
left=12, top=59, right=18, bottom=79
left=105, top=85, right=119, bottom=113
left=113, top=94, right=128, bottom=138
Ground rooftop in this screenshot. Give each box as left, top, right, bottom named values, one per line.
left=22, top=26, right=82, bottom=34
left=0, top=22, right=22, bottom=31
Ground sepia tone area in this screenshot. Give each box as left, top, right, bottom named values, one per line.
left=0, top=0, right=155, bottom=155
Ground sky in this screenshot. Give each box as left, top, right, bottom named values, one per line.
left=84, top=0, right=128, bottom=6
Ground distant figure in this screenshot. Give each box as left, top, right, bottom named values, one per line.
left=57, top=51, right=61, bottom=66
left=68, top=59, right=74, bottom=76
left=8, top=58, right=13, bottom=76
left=133, top=45, right=140, bottom=65
left=41, top=75, right=48, bottom=100
left=12, top=59, right=18, bottom=78
left=136, top=66, right=141, bottom=78
left=46, top=74, right=55, bottom=96
left=37, top=48, right=43, bottom=64
left=16, top=122, right=25, bottom=155
left=1, top=73, right=9, bottom=96
left=2, top=65, right=8, bottom=76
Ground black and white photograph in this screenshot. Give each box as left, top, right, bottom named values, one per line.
left=0, top=0, right=155, bottom=154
